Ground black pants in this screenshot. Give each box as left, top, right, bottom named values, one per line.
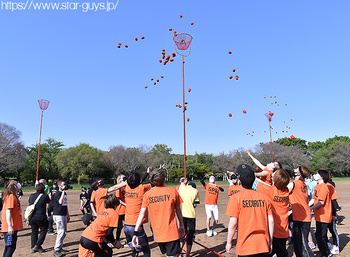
left=315, top=221, right=330, bottom=256
left=30, top=218, right=49, bottom=248
left=81, top=203, right=91, bottom=215
left=115, top=214, right=125, bottom=241
left=183, top=217, right=196, bottom=246
left=268, top=237, right=287, bottom=257
left=48, top=215, right=54, bottom=232
left=80, top=236, right=112, bottom=257
left=3, top=231, right=18, bottom=257
left=293, top=221, right=314, bottom=257
left=124, top=224, right=150, bottom=257
left=328, top=220, right=339, bottom=247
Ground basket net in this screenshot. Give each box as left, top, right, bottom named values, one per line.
left=38, top=99, right=50, bottom=111
left=173, top=33, right=193, bottom=50
left=265, top=112, right=272, bottom=122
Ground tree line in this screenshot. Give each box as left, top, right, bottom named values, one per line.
left=0, top=122, right=349, bottom=185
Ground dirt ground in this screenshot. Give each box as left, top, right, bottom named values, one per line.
left=1, top=182, right=349, bottom=257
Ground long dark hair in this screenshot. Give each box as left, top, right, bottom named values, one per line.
left=4, top=180, right=18, bottom=199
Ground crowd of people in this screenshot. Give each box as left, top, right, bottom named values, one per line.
left=0, top=154, right=342, bottom=257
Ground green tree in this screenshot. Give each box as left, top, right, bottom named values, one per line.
left=22, top=138, right=64, bottom=183
left=56, top=143, right=108, bottom=182
left=276, top=137, right=307, bottom=151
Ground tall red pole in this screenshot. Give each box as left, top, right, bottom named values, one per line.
left=36, top=110, right=44, bottom=181
left=182, top=55, right=187, bottom=179
left=269, top=120, right=274, bottom=162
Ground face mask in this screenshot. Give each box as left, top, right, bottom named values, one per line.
left=313, top=174, right=321, bottom=181
left=209, top=176, right=215, bottom=183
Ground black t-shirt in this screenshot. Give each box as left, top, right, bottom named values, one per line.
left=53, top=191, right=68, bottom=216
left=28, top=192, right=50, bottom=221
left=50, top=186, right=58, bottom=199
left=87, top=188, right=94, bottom=201
left=80, top=192, right=89, bottom=207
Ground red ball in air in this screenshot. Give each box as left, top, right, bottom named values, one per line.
left=118, top=43, right=122, bottom=45
left=170, top=59, right=174, bottom=62
left=141, top=36, right=145, bottom=39
left=228, top=51, right=232, bottom=54
left=243, top=110, right=247, bottom=114
left=235, top=75, right=239, bottom=80
left=117, top=45, right=120, bottom=48
left=159, top=60, right=162, bottom=63
left=145, top=86, right=148, bottom=89
left=157, top=79, right=159, bottom=82
left=125, top=45, right=128, bottom=48
left=228, top=113, right=232, bottom=117
left=151, top=78, right=154, bottom=81
left=229, top=76, right=233, bottom=79
left=187, top=118, right=190, bottom=122
left=188, top=88, right=191, bottom=92
left=191, top=22, right=194, bottom=25
left=172, top=53, right=176, bottom=57
left=161, top=76, right=164, bottom=78
left=179, top=14, right=183, bottom=18
left=169, top=28, right=173, bottom=31
left=135, top=37, right=138, bottom=41
left=233, top=69, right=236, bottom=72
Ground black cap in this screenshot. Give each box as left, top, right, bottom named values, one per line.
left=237, top=164, right=255, bottom=188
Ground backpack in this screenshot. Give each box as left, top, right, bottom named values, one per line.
left=24, top=194, right=43, bottom=221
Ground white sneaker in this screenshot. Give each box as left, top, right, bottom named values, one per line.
left=212, top=229, right=217, bottom=236
left=331, top=245, right=340, bottom=255
left=206, top=230, right=212, bottom=237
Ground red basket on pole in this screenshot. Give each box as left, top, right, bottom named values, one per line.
left=36, top=99, right=50, bottom=181
left=265, top=112, right=274, bottom=162
left=173, top=33, right=193, bottom=180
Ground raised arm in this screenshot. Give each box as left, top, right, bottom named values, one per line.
left=108, top=181, right=127, bottom=193
left=141, top=167, right=152, bottom=182
left=246, top=150, right=266, bottom=170
left=200, top=175, right=208, bottom=186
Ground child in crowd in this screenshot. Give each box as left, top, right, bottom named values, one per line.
left=310, top=170, right=332, bottom=257
left=326, top=171, right=340, bottom=255
left=289, top=166, right=315, bottom=257
left=256, top=169, right=292, bottom=257
left=123, top=170, right=152, bottom=257
left=132, top=168, right=185, bottom=257
left=200, top=174, right=224, bottom=237
left=2, top=180, right=23, bottom=257
left=225, top=164, right=274, bottom=256
left=115, top=174, right=127, bottom=241
left=79, top=187, right=90, bottom=215
left=90, top=178, right=127, bottom=217
left=79, top=194, right=123, bottom=257
left=178, top=178, right=200, bottom=257
left=227, top=173, right=240, bottom=197
left=246, top=150, right=282, bottom=185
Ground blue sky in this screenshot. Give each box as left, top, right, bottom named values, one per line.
left=1, top=0, right=349, bottom=155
